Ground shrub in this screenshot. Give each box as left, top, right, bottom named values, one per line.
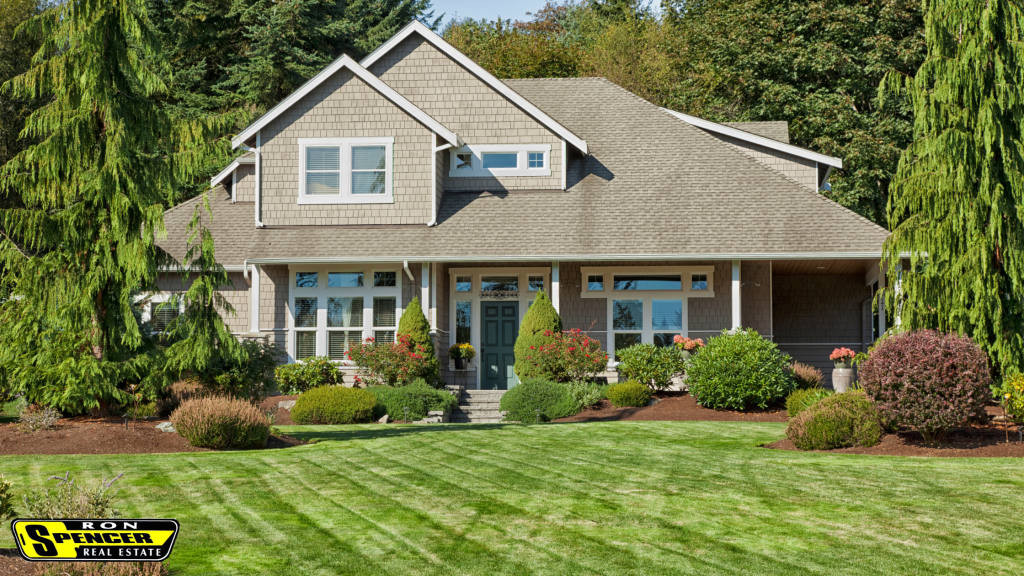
left=519, top=328, right=608, bottom=383
left=790, top=362, right=824, bottom=390
left=124, top=401, right=159, bottom=419
left=275, top=356, right=344, bottom=395
left=785, top=388, right=834, bottom=417
left=347, top=334, right=434, bottom=386
left=606, top=380, right=652, bottom=407
left=499, top=378, right=577, bottom=422
left=564, top=380, right=604, bottom=410
left=291, top=386, right=377, bottom=424
left=20, top=405, right=62, bottom=431
left=616, top=344, right=687, bottom=390
left=995, top=373, right=1024, bottom=420
left=858, top=330, right=991, bottom=443
left=398, top=296, right=441, bottom=385
left=0, top=474, right=15, bottom=524
left=171, top=396, right=270, bottom=449
left=785, top=392, right=884, bottom=450
left=40, top=561, right=167, bottom=576
left=191, top=339, right=282, bottom=402
left=368, top=380, right=458, bottom=421
left=23, top=471, right=122, bottom=519
left=513, top=291, right=563, bottom=380
left=3, top=395, right=27, bottom=417
left=686, top=329, right=794, bottom=410
left=157, top=380, right=204, bottom=417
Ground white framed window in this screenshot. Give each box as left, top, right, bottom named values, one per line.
left=448, top=144, right=552, bottom=177
left=289, top=265, right=402, bottom=363
left=297, top=137, right=394, bottom=204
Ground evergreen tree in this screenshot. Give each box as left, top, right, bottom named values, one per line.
left=881, top=0, right=1024, bottom=374
left=0, top=0, right=233, bottom=411
left=397, top=296, right=440, bottom=385
left=514, top=290, right=563, bottom=380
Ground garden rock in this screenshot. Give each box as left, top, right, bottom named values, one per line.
left=278, top=400, right=296, bottom=411
left=377, top=414, right=389, bottom=424
left=155, top=422, right=176, bottom=433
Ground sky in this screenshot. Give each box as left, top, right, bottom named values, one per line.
left=429, top=0, right=550, bottom=25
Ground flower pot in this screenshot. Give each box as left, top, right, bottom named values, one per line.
left=680, top=350, right=692, bottom=362
left=454, top=357, right=467, bottom=370
left=832, top=368, right=854, bottom=393
left=833, top=360, right=851, bottom=369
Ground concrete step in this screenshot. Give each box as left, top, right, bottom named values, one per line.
left=462, top=390, right=507, bottom=396
left=451, top=417, right=505, bottom=424
left=457, top=401, right=501, bottom=409
left=452, top=409, right=504, bottom=417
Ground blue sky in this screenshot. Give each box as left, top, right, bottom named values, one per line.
left=429, top=0, right=550, bottom=25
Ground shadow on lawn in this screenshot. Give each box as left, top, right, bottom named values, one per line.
left=285, top=423, right=523, bottom=443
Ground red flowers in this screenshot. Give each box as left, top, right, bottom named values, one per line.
left=528, top=328, right=607, bottom=382
left=346, top=334, right=434, bottom=386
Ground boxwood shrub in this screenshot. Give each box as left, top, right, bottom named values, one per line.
left=499, top=378, right=577, bottom=422
left=785, top=392, right=883, bottom=450
left=171, top=395, right=269, bottom=449
left=368, top=380, right=458, bottom=421
left=686, top=329, right=794, bottom=410
left=785, top=388, right=834, bottom=418
left=606, top=381, right=651, bottom=407
left=291, top=386, right=376, bottom=425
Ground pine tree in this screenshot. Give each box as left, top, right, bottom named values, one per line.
left=0, top=0, right=233, bottom=411
left=513, top=290, right=563, bottom=380
left=881, top=0, right=1024, bottom=374
left=397, top=296, right=440, bottom=385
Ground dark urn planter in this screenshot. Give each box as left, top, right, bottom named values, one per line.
left=454, top=357, right=467, bottom=370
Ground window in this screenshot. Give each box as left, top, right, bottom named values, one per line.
left=150, top=303, right=179, bottom=333
left=373, top=297, right=397, bottom=343
left=455, top=153, right=472, bottom=170
left=296, top=272, right=318, bottom=288
left=449, top=145, right=552, bottom=177
left=652, top=299, right=683, bottom=348
left=456, top=301, right=471, bottom=344
left=691, top=274, right=708, bottom=290
left=482, top=153, right=517, bottom=169
left=613, top=275, right=681, bottom=291
left=612, top=299, right=642, bottom=361
left=481, top=276, right=518, bottom=292
left=329, top=272, right=363, bottom=288
left=528, top=276, right=544, bottom=292
left=294, top=297, right=318, bottom=360
left=528, top=152, right=544, bottom=168
left=456, top=276, right=472, bottom=292
left=298, top=137, right=393, bottom=204
left=588, top=275, right=604, bottom=291
left=374, top=271, right=396, bottom=287
left=327, top=297, right=362, bottom=360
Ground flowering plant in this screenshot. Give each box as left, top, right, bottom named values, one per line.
left=673, top=335, right=705, bottom=351
left=521, top=329, right=608, bottom=382
left=447, top=343, right=476, bottom=360
left=995, top=374, right=1024, bottom=420
left=347, top=335, right=432, bottom=387
left=829, top=347, right=856, bottom=363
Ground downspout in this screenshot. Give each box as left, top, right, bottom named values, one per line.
left=403, top=260, right=415, bottom=282
left=428, top=135, right=455, bottom=227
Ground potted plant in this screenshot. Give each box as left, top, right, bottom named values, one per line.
left=829, top=347, right=857, bottom=393
left=830, top=347, right=856, bottom=369
left=673, top=335, right=705, bottom=362
left=448, top=343, right=476, bottom=370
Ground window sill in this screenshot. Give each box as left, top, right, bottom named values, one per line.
left=448, top=169, right=551, bottom=178
left=297, top=195, right=394, bottom=205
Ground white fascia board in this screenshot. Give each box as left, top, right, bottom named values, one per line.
left=211, top=160, right=240, bottom=187
left=245, top=252, right=883, bottom=265
left=231, top=54, right=460, bottom=149
left=661, top=108, right=843, bottom=169
left=360, top=21, right=589, bottom=156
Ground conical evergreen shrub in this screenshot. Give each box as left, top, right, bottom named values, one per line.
left=397, top=297, right=440, bottom=386
left=514, top=290, right=563, bottom=380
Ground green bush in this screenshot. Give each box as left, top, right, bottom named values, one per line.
left=564, top=380, right=604, bottom=410
left=785, top=388, right=835, bottom=417
left=499, top=377, right=577, bottom=422
left=274, top=356, right=344, bottom=395
left=291, top=386, right=377, bottom=425
left=686, top=329, right=795, bottom=410
left=368, top=380, right=458, bottom=421
left=0, top=474, right=15, bottom=524
left=123, top=401, right=159, bottom=419
left=513, top=291, right=563, bottom=380
left=606, top=380, right=651, bottom=407
left=22, top=471, right=122, bottom=519
left=193, top=339, right=282, bottom=402
left=171, top=395, right=270, bottom=449
left=616, top=344, right=687, bottom=390
left=398, top=297, right=441, bottom=386
left=785, top=392, right=884, bottom=450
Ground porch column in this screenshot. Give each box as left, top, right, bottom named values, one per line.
left=250, top=263, right=260, bottom=333
left=731, top=260, right=741, bottom=330
left=421, top=262, right=430, bottom=319
left=551, top=261, right=560, bottom=312
left=429, top=263, right=437, bottom=331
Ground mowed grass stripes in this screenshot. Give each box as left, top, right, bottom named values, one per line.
left=2, top=421, right=1022, bottom=575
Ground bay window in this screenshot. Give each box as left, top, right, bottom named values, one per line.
left=298, top=137, right=394, bottom=204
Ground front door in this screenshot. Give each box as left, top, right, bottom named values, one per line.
left=480, top=301, right=519, bottom=390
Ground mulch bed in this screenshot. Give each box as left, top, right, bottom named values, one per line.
left=0, top=548, right=39, bottom=575
left=553, top=392, right=789, bottom=423
left=261, top=394, right=298, bottom=426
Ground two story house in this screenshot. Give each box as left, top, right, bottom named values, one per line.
left=154, top=21, right=891, bottom=390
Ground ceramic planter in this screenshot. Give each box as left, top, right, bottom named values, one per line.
left=833, top=360, right=852, bottom=369
left=454, top=357, right=467, bottom=370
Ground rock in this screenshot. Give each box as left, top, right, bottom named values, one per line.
left=278, top=400, right=296, bottom=410
left=378, top=414, right=389, bottom=424
left=155, top=422, right=176, bottom=433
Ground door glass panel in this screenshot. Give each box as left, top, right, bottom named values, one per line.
left=612, top=300, right=643, bottom=330
left=328, top=272, right=363, bottom=288
left=294, top=297, right=317, bottom=328
left=652, top=300, right=683, bottom=330
left=456, top=301, right=471, bottom=344
left=613, top=275, right=681, bottom=290
left=481, top=276, right=518, bottom=292
left=327, top=297, right=363, bottom=327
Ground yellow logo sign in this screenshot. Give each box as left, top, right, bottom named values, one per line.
left=11, top=519, right=179, bottom=562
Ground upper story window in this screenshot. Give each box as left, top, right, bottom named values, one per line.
left=449, top=144, right=551, bottom=178
left=298, top=137, right=394, bottom=205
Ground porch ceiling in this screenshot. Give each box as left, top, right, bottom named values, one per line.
left=771, top=259, right=875, bottom=276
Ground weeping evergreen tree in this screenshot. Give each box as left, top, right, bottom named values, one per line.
left=0, top=0, right=238, bottom=411
left=881, top=0, right=1024, bottom=374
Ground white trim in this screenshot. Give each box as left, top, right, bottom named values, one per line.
left=429, top=262, right=437, bottom=331
left=421, top=262, right=429, bottom=318
left=561, top=138, right=567, bottom=190
left=551, top=261, right=560, bottom=312
left=231, top=168, right=237, bottom=203
left=448, top=144, right=552, bottom=177
left=579, top=266, right=716, bottom=299
left=360, top=21, right=588, bottom=155
left=232, top=54, right=460, bottom=149
left=246, top=252, right=884, bottom=265
left=661, top=108, right=842, bottom=169
left=297, top=137, right=394, bottom=205
left=255, top=134, right=263, bottom=226
left=251, top=264, right=260, bottom=333
left=731, top=260, right=741, bottom=329
left=210, top=155, right=255, bottom=189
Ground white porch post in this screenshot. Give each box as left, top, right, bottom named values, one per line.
left=731, top=260, right=741, bottom=330
left=421, top=262, right=430, bottom=318
left=551, top=261, right=560, bottom=312
left=429, top=263, right=437, bottom=331
left=250, top=264, right=261, bottom=333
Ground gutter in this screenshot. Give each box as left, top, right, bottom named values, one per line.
left=242, top=252, right=888, bottom=265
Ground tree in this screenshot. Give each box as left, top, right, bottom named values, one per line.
left=0, top=0, right=233, bottom=411
left=513, top=290, right=563, bottom=380
left=666, top=0, right=926, bottom=226
left=0, top=0, right=47, bottom=198
left=443, top=14, right=583, bottom=79
left=880, top=0, right=1024, bottom=375
left=397, top=296, right=440, bottom=385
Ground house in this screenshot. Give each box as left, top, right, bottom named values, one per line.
left=154, top=21, right=890, bottom=390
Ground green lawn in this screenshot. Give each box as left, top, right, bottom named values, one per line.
left=2, top=421, right=1022, bottom=575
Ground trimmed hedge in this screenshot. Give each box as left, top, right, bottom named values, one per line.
left=499, top=378, right=576, bottom=422
left=606, top=381, right=651, bottom=407
left=785, top=388, right=834, bottom=418
left=171, top=396, right=269, bottom=449
left=686, top=329, right=794, bottom=410
left=785, top=392, right=883, bottom=450
left=291, top=386, right=377, bottom=425
left=367, top=380, right=458, bottom=421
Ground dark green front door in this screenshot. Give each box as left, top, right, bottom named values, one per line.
left=480, top=301, right=519, bottom=390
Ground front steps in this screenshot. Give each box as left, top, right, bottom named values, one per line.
left=449, top=388, right=507, bottom=424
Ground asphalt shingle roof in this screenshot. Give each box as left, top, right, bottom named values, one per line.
left=158, top=77, right=888, bottom=265
left=721, top=121, right=791, bottom=144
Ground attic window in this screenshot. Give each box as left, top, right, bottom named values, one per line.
left=298, top=137, right=394, bottom=205
left=449, top=144, right=552, bottom=177
left=455, top=153, right=472, bottom=170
